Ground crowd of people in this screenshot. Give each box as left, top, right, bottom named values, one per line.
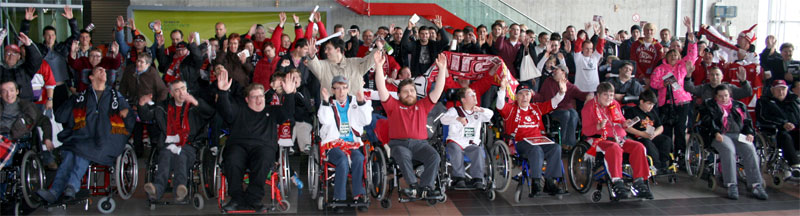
left=1, top=5, right=799, bottom=213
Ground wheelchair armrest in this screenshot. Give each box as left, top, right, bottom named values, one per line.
left=756, top=125, right=779, bottom=136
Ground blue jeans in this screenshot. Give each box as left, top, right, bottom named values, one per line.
left=48, top=150, right=90, bottom=197
left=327, top=148, right=365, bottom=200
left=550, top=109, right=579, bottom=147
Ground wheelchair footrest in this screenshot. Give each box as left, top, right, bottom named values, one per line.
left=326, top=201, right=370, bottom=208
left=398, top=195, right=443, bottom=203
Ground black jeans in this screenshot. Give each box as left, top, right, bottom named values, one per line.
left=133, top=122, right=161, bottom=155
left=634, top=135, right=673, bottom=169
left=223, top=142, right=276, bottom=206
left=776, top=129, right=800, bottom=166
left=661, top=103, right=690, bottom=155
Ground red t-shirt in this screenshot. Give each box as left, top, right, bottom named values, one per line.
left=382, top=96, right=435, bottom=140
left=499, top=100, right=554, bottom=141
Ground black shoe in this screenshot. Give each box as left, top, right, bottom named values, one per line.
left=250, top=203, right=267, bottom=212
left=63, top=187, right=77, bottom=200
left=529, top=178, right=542, bottom=197
left=453, top=178, right=467, bottom=188
left=222, top=201, right=247, bottom=212
left=36, top=189, right=57, bottom=204
left=633, top=179, right=654, bottom=199
left=472, top=178, right=486, bottom=189
left=543, top=178, right=566, bottom=195
left=422, top=186, right=441, bottom=198
left=354, top=195, right=368, bottom=212
left=612, top=180, right=632, bottom=199
left=401, top=184, right=419, bottom=198
left=330, top=199, right=346, bottom=214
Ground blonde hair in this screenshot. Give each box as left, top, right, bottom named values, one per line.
left=643, top=23, right=656, bottom=31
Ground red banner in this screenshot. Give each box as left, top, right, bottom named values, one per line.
left=423, top=51, right=519, bottom=99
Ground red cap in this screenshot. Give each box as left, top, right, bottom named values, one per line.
left=4, top=44, right=20, bottom=54
left=134, top=34, right=146, bottom=41
left=772, top=79, right=788, bottom=88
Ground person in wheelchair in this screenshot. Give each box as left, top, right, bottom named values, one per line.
left=37, top=67, right=134, bottom=204
left=684, top=66, right=752, bottom=102
left=440, top=87, right=493, bottom=189
left=318, top=76, right=372, bottom=212
left=0, top=81, right=53, bottom=164
left=215, top=67, right=296, bottom=211
left=756, top=80, right=800, bottom=180
left=699, top=85, right=768, bottom=200
left=581, top=82, right=653, bottom=199
left=623, top=90, right=673, bottom=175
left=496, top=76, right=567, bottom=196
left=532, top=67, right=592, bottom=150
left=374, top=51, right=448, bottom=199
left=140, top=80, right=215, bottom=202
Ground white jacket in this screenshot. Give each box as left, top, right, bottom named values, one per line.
left=440, top=106, right=493, bottom=149
left=318, top=95, right=373, bottom=145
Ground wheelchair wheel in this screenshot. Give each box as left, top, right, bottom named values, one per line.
left=97, top=197, right=116, bottom=214
left=490, top=140, right=512, bottom=193
left=115, top=145, right=138, bottom=200
left=369, top=145, right=388, bottom=200
left=569, top=142, right=593, bottom=194
left=686, top=133, right=705, bottom=179
left=192, top=193, right=205, bottom=210
left=308, top=143, right=320, bottom=200
left=279, top=147, right=291, bottom=198
left=144, top=146, right=158, bottom=184
left=278, top=199, right=291, bottom=212
left=199, top=146, right=218, bottom=199
left=755, top=133, right=771, bottom=171
left=21, top=150, right=45, bottom=208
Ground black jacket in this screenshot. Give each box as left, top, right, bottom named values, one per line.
left=756, top=93, right=800, bottom=131
left=1, top=44, right=43, bottom=101
left=760, top=48, right=800, bottom=82
left=401, top=27, right=451, bottom=76
left=137, top=97, right=216, bottom=149
left=216, top=90, right=294, bottom=151
left=699, top=98, right=754, bottom=137
left=156, top=43, right=205, bottom=97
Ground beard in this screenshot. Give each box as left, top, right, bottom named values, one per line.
left=400, top=95, right=417, bottom=106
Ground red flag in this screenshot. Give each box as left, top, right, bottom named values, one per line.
left=422, top=51, right=519, bottom=99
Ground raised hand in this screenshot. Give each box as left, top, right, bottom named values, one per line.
left=433, top=15, right=443, bottom=29
left=685, top=62, right=695, bottom=75
left=314, top=12, right=322, bottom=22
left=70, top=40, right=79, bottom=53
left=110, top=41, right=119, bottom=55
left=292, top=14, right=300, bottom=24
left=683, top=16, right=692, bottom=29
left=320, top=87, right=330, bottom=100
left=407, top=19, right=415, bottom=30
left=737, top=66, right=747, bottom=81
left=307, top=38, right=317, bottom=56
left=18, top=33, right=32, bottom=46
left=216, top=66, right=232, bottom=91
left=62, top=5, right=73, bottom=19
left=279, top=12, right=287, bottom=26
left=584, top=22, right=592, bottom=32
left=374, top=50, right=386, bottom=65
left=116, top=16, right=125, bottom=28
left=558, top=77, right=567, bottom=93
left=282, top=75, right=297, bottom=94
left=766, top=35, right=777, bottom=49
left=185, top=94, right=199, bottom=106
left=434, top=52, right=448, bottom=69
left=153, top=20, right=162, bottom=32
left=25, top=7, right=38, bottom=21
left=356, top=90, right=366, bottom=103
left=127, top=18, right=136, bottom=30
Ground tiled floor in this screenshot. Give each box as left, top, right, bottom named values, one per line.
left=14, top=153, right=800, bottom=215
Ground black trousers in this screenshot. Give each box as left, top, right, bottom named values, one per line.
left=634, top=135, right=673, bottom=169
left=776, top=130, right=800, bottom=166
left=133, top=122, right=161, bottom=155
left=661, top=103, right=690, bottom=155
left=223, top=142, right=276, bottom=206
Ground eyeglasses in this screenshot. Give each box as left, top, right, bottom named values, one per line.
left=248, top=94, right=265, bottom=100
left=5, top=53, right=19, bottom=56
left=90, top=54, right=102, bottom=58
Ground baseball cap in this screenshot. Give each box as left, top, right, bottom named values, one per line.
left=331, top=75, right=348, bottom=86
left=175, top=42, right=188, bottom=49
left=516, top=85, right=533, bottom=93
left=134, top=34, right=146, bottom=42
left=4, top=44, right=20, bottom=54
left=772, top=79, right=788, bottom=88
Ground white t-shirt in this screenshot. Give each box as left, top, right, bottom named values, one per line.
left=441, top=106, right=494, bottom=149
left=573, top=51, right=604, bottom=92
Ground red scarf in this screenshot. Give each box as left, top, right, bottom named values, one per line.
left=167, top=103, right=191, bottom=147
left=164, top=55, right=187, bottom=83
left=593, top=99, right=625, bottom=139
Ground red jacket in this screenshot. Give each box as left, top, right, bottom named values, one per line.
left=630, top=39, right=664, bottom=78
left=252, top=56, right=280, bottom=89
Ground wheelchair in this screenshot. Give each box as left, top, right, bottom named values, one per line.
left=437, top=122, right=497, bottom=200
left=144, top=142, right=205, bottom=210
left=369, top=116, right=448, bottom=208
left=308, top=137, right=371, bottom=211
left=568, top=139, right=652, bottom=202
left=214, top=142, right=291, bottom=214
left=755, top=125, right=799, bottom=187
left=0, top=134, right=46, bottom=215
left=685, top=126, right=755, bottom=192
left=488, top=114, right=569, bottom=203
left=43, top=144, right=139, bottom=214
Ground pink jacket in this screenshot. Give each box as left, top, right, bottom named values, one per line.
left=649, top=42, right=697, bottom=106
